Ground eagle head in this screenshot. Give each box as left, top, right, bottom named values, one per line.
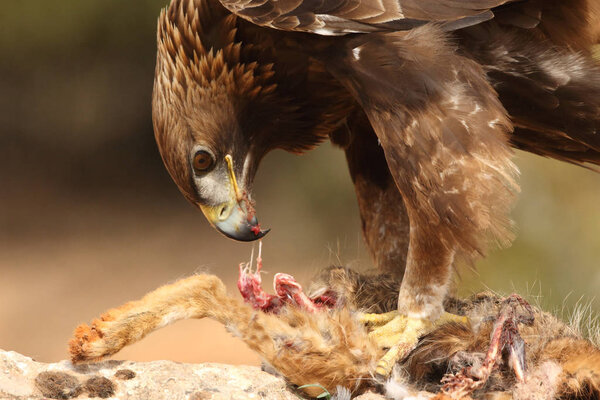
left=151, top=6, right=278, bottom=241
left=151, top=2, right=336, bottom=242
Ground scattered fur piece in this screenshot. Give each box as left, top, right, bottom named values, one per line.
left=34, top=371, right=82, bottom=399
left=385, top=367, right=415, bottom=400
left=333, top=386, right=352, bottom=400
left=385, top=379, right=412, bottom=400
left=189, top=391, right=213, bottom=400
left=114, top=369, right=136, bottom=380
left=83, top=376, right=115, bottom=398
left=512, top=361, right=562, bottom=400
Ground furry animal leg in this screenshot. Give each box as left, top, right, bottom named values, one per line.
left=69, top=273, right=381, bottom=397
left=70, top=274, right=243, bottom=363
left=440, top=294, right=533, bottom=399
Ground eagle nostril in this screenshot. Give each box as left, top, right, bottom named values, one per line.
left=219, top=205, right=228, bottom=219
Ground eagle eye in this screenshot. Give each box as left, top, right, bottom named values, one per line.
left=192, top=150, right=215, bottom=173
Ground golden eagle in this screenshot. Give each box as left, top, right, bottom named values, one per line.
left=152, top=0, right=600, bottom=376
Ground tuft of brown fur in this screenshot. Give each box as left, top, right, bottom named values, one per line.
left=308, top=266, right=401, bottom=313
left=82, top=376, right=115, bottom=399
left=114, top=369, right=136, bottom=380
left=34, top=371, right=82, bottom=400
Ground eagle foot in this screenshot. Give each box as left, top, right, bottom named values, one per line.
left=360, top=311, right=469, bottom=379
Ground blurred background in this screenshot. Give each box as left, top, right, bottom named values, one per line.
left=1, top=1, right=599, bottom=366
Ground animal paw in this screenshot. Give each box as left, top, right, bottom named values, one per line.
left=69, top=315, right=121, bottom=363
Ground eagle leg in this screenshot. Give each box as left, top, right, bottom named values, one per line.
left=337, top=110, right=410, bottom=279
left=330, top=26, right=518, bottom=376
left=358, top=221, right=473, bottom=378
left=324, top=25, right=517, bottom=379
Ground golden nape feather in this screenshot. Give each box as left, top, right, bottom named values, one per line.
left=156, top=0, right=276, bottom=97
left=70, top=268, right=600, bottom=400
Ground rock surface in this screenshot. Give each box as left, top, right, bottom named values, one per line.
left=0, top=349, right=385, bottom=399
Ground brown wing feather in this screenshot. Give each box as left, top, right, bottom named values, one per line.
left=326, top=25, right=518, bottom=264
left=217, top=0, right=514, bottom=34
left=458, top=20, right=600, bottom=168
left=492, top=0, right=600, bottom=50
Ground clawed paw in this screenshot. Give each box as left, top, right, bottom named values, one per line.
left=69, top=319, right=111, bottom=363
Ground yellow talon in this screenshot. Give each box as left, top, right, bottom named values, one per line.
left=368, top=315, right=412, bottom=348
left=436, top=311, right=469, bottom=327
left=358, top=311, right=398, bottom=326
left=375, top=344, right=402, bottom=378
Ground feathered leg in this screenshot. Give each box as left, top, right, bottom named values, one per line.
left=332, top=110, right=410, bottom=279
left=326, top=25, right=518, bottom=377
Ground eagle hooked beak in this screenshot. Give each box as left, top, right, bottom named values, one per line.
left=199, top=155, right=270, bottom=242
